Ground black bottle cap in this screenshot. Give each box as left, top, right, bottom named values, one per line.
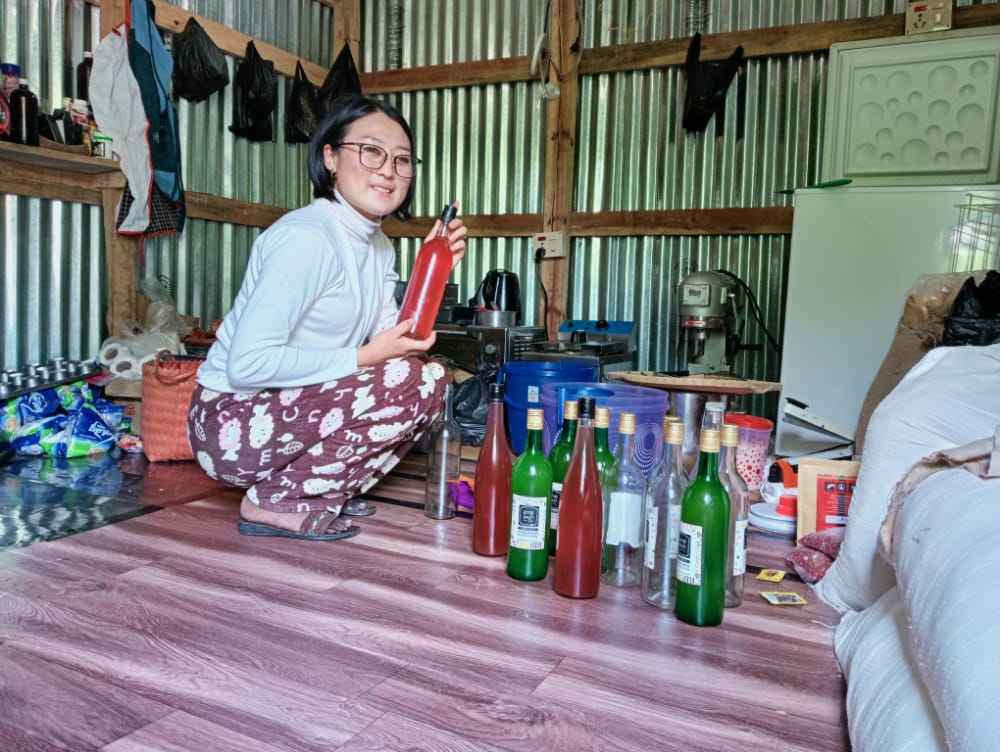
left=489, top=382, right=504, bottom=400
left=578, top=396, right=596, bottom=419
left=439, top=203, right=458, bottom=225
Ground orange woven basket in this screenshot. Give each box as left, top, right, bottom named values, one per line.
left=141, top=354, right=203, bottom=462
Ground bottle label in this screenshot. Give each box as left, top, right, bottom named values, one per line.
left=668, top=504, right=681, bottom=559
left=606, top=491, right=643, bottom=548
left=644, top=507, right=658, bottom=569
left=733, top=519, right=748, bottom=575
left=677, top=521, right=703, bottom=586
left=510, top=494, right=548, bottom=550
left=527, top=385, right=540, bottom=403
left=550, top=482, right=562, bottom=531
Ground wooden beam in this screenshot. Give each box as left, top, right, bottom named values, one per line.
left=383, top=213, right=543, bottom=239
left=184, top=191, right=288, bottom=228
left=101, top=188, right=140, bottom=334
left=99, top=0, right=126, bottom=37
left=332, top=0, right=361, bottom=70
left=568, top=207, right=794, bottom=236
left=361, top=55, right=533, bottom=95
left=151, top=1, right=328, bottom=85
left=0, top=163, right=104, bottom=205
left=579, top=5, right=1000, bottom=76
left=539, top=0, right=580, bottom=336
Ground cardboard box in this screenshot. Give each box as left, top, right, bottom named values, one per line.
left=796, top=458, right=860, bottom=541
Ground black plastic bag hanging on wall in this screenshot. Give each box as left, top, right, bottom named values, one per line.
left=682, top=33, right=744, bottom=134
left=229, top=41, right=278, bottom=142
left=286, top=61, right=321, bottom=143
left=316, top=44, right=363, bottom=119
left=172, top=17, right=229, bottom=102
left=943, top=271, right=1000, bottom=346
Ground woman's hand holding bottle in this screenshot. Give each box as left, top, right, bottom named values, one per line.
left=358, top=319, right=435, bottom=366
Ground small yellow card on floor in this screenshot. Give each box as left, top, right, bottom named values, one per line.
left=756, top=569, right=786, bottom=582
left=760, top=591, right=808, bottom=606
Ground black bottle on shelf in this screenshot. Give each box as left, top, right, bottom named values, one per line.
left=10, top=78, right=39, bottom=146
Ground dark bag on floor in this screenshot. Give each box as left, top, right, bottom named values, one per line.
left=230, top=41, right=278, bottom=142
left=286, top=61, right=321, bottom=143
left=172, top=17, right=229, bottom=102
left=943, top=271, right=1000, bottom=346
left=317, top=44, right=363, bottom=120
left=453, top=367, right=499, bottom=447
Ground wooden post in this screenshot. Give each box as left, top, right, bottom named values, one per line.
left=540, top=0, right=580, bottom=336
left=333, top=0, right=361, bottom=67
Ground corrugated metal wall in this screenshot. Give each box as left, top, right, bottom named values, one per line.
left=572, top=0, right=999, bottom=416
left=1, top=0, right=104, bottom=369
left=144, top=0, right=333, bottom=326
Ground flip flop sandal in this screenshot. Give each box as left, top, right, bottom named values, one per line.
left=341, top=499, right=376, bottom=517
left=237, top=510, right=361, bottom=541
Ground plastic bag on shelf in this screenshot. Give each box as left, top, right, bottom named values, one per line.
left=229, top=41, right=278, bottom=142
left=286, top=61, right=321, bottom=143
left=316, top=44, right=362, bottom=120
left=172, top=17, right=230, bottom=102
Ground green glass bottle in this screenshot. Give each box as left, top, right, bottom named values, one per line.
left=674, top=429, right=730, bottom=627
left=507, top=408, right=553, bottom=581
left=594, top=407, right=619, bottom=487
left=546, top=399, right=579, bottom=556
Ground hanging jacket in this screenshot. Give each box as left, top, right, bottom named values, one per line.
left=90, top=24, right=153, bottom=233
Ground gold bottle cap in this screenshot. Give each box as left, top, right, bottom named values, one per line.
left=721, top=423, right=741, bottom=447
left=526, top=408, right=545, bottom=431
left=563, top=399, right=579, bottom=420
left=699, top=429, right=721, bottom=453
left=667, top=421, right=685, bottom=445
left=619, top=411, right=636, bottom=435
left=595, top=407, right=611, bottom=429
left=663, top=414, right=680, bottom=432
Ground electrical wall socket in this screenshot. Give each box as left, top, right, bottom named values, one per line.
left=905, top=0, right=953, bottom=35
left=533, top=231, right=566, bottom=259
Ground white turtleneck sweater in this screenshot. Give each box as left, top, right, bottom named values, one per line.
left=197, top=193, right=399, bottom=393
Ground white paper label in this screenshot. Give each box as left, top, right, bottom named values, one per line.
left=605, top=491, right=643, bottom=547
left=550, top=482, right=562, bottom=531
left=668, top=504, right=681, bottom=559
left=677, top=521, right=703, bottom=586
left=527, top=385, right=540, bottom=403
left=644, top=507, right=658, bottom=569
left=733, top=519, right=748, bottom=575
left=510, top=494, right=547, bottom=550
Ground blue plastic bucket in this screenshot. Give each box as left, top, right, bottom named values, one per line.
left=540, top=382, right=669, bottom=478
left=502, top=360, right=598, bottom=453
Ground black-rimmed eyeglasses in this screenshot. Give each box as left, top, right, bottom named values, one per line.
left=335, top=142, right=418, bottom=179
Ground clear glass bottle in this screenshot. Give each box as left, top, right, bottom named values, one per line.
left=642, top=418, right=688, bottom=610
left=720, top=422, right=750, bottom=607
left=675, top=429, right=730, bottom=627
left=602, top=411, right=645, bottom=587
left=425, top=382, right=461, bottom=519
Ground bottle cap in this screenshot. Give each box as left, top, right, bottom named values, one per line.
left=595, top=406, right=611, bottom=429
left=18, top=78, right=28, bottom=86
left=618, top=411, right=636, bottom=435
left=526, top=408, right=544, bottom=430
left=663, top=414, right=680, bottom=432
left=563, top=399, right=579, bottom=420
left=699, top=429, right=721, bottom=453
left=721, top=423, right=741, bottom=447
left=489, top=382, right=504, bottom=400
left=667, top=421, right=685, bottom=445
left=439, top=203, right=458, bottom=225
left=83, top=51, right=93, bottom=58
left=578, top=397, right=596, bottom=419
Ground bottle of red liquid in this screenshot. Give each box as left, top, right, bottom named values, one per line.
left=398, top=203, right=458, bottom=340
left=554, top=396, right=604, bottom=599
left=473, top=382, right=513, bottom=556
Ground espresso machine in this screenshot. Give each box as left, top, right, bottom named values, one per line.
left=679, top=270, right=742, bottom=375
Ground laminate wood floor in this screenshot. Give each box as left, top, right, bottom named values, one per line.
left=0, top=496, right=849, bottom=752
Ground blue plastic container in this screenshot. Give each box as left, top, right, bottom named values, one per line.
left=502, top=360, right=598, bottom=453
left=540, top=382, right=669, bottom=478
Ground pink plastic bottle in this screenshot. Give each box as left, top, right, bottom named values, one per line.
left=397, top=203, right=458, bottom=340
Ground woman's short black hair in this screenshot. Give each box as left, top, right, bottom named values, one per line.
left=308, top=95, right=415, bottom=221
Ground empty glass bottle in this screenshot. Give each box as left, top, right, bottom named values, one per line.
left=507, top=408, right=552, bottom=581
left=675, top=429, right=730, bottom=627
left=602, top=412, right=645, bottom=587
left=425, top=383, right=461, bottom=519
left=642, top=417, right=688, bottom=609
left=721, top=422, right=750, bottom=607
left=547, top=399, right=578, bottom=556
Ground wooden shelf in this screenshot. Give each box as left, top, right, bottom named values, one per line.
left=0, top=141, right=120, bottom=175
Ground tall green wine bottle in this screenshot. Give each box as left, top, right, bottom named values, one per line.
left=674, top=429, right=730, bottom=627
left=547, top=399, right=578, bottom=556
left=594, top=407, right=619, bottom=487
left=507, top=408, right=553, bottom=581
